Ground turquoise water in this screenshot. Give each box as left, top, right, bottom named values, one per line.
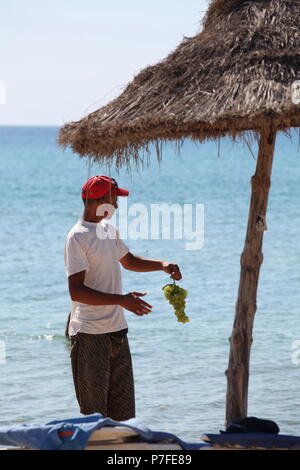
left=0, top=126, right=299, bottom=441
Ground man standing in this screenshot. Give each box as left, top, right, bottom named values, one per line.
left=64, top=175, right=182, bottom=421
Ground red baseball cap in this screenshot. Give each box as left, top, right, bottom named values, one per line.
left=82, top=175, right=129, bottom=199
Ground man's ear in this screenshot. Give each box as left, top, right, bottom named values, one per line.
left=84, top=198, right=91, bottom=208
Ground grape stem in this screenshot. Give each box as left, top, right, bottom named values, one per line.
left=162, top=279, right=176, bottom=290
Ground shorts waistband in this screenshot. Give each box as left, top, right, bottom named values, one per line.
left=72, top=328, right=128, bottom=339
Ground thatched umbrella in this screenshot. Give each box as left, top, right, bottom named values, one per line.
left=58, top=0, right=300, bottom=424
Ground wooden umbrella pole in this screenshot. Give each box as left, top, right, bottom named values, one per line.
left=225, top=122, right=277, bottom=425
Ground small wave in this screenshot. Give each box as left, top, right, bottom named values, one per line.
left=27, top=334, right=66, bottom=342
left=41, top=334, right=54, bottom=341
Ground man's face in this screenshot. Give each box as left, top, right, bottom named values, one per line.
left=103, top=193, right=118, bottom=208
left=96, top=193, right=118, bottom=219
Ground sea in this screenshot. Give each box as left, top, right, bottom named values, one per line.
left=0, top=125, right=299, bottom=442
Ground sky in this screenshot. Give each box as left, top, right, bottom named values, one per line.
left=0, top=0, right=208, bottom=126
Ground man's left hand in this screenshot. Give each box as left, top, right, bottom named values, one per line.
left=162, top=262, right=182, bottom=281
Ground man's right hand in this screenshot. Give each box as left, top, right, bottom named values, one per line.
left=120, top=292, right=152, bottom=316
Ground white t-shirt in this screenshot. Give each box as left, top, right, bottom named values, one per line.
left=64, top=217, right=130, bottom=336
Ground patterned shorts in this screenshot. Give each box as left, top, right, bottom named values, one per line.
left=70, top=330, right=135, bottom=421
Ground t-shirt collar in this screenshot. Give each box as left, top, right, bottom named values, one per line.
left=79, top=217, right=106, bottom=228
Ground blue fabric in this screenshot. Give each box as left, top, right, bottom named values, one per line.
left=0, top=414, right=208, bottom=450
left=203, top=433, right=300, bottom=449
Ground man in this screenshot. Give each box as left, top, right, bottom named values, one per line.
left=64, top=175, right=182, bottom=421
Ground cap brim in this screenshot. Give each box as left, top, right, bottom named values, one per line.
left=112, top=188, right=129, bottom=197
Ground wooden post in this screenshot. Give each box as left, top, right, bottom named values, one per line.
left=225, top=123, right=277, bottom=425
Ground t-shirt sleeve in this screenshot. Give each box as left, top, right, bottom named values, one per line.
left=64, top=234, right=89, bottom=277
left=116, top=229, right=130, bottom=260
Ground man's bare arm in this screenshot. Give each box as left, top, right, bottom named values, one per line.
left=68, top=271, right=152, bottom=316
left=68, top=271, right=123, bottom=305
left=119, top=252, right=163, bottom=272
left=120, top=252, right=182, bottom=280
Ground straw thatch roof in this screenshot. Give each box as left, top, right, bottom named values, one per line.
left=58, top=0, right=300, bottom=167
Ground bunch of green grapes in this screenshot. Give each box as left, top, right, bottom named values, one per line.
left=162, top=282, right=190, bottom=323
